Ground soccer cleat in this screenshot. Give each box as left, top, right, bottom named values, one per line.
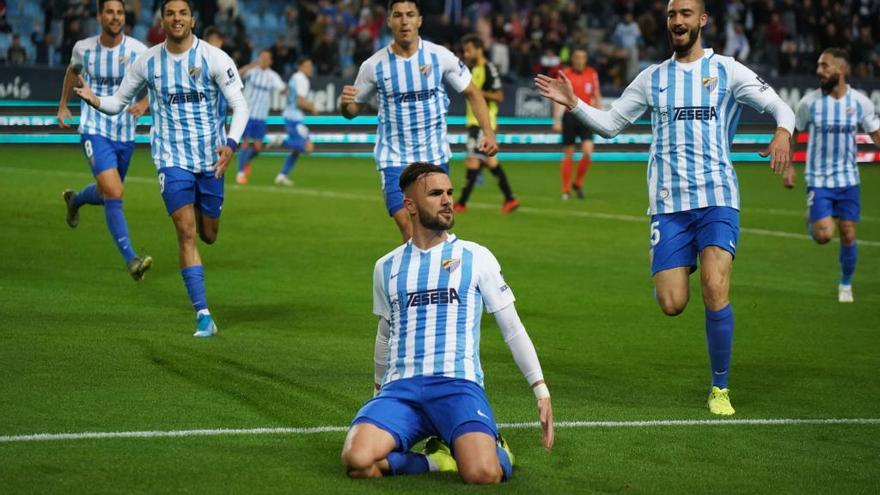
left=497, top=435, right=515, bottom=466
left=274, top=174, right=294, bottom=186
left=453, top=202, right=468, bottom=213
left=127, top=255, right=153, bottom=281
left=235, top=172, right=248, bottom=185
left=561, top=192, right=570, bottom=201
left=423, top=436, right=458, bottom=473
left=193, top=313, right=218, bottom=338
left=572, top=184, right=585, bottom=199
left=838, top=284, right=854, bottom=303
left=501, top=198, right=520, bottom=214
left=62, top=189, right=79, bottom=228
left=707, top=386, right=735, bottom=416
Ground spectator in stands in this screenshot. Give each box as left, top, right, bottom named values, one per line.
left=270, top=35, right=295, bottom=78
left=33, top=31, right=56, bottom=66
left=312, top=30, right=339, bottom=76
left=7, top=33, right=26, bottom=65
left=611, top=10, right=642, bottom=82
left=724, top=22, right=750, bottom=61
left=146, top=11, right=165, bottom=46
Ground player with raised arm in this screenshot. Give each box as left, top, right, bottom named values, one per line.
left=452, top=34, right=519, bottom=214
left=536, top=0, right=794, bottom=415
left=235, top=49, right=286, bottom=185
left=552, top=46, right=602, bottom=200
left=785, top=48, right=880, bottom=303
left=74, top=0, right=249, bottom=337
left=270, top=57, right=317, bottom=186
left=59, top=0, right=152, bottom=280
left=341, top=162, right=553, bottom=484
left=339, top=0, right=499, bottom=241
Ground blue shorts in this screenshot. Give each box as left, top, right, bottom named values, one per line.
left=81, top=134, right=135, bottom=178
left=284, top=119, right=310, bottom=153
left=157, top=167, right=224, bottom=217
left=352, top=376, right=499, bottom=453
left=650, top=206, right=740, bottom=275
left=242, top=118, right=268, bottom=140
left=380, top=163, right=449, bottom=216
left=807, top=186, right=860, bottom=223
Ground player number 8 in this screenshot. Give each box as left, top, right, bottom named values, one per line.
left=650, top=221, right=661, bottom=247
left=158, top=173, right=165, bottom=194
left=83, top=139, right=94, bottom=159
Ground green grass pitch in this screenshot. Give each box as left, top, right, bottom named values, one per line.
left=0, top=145, right=878, bottom=493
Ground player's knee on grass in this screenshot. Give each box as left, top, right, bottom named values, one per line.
left=458, top=457, right=502, bottom=485
left=341, top=447, right=380, bottom=477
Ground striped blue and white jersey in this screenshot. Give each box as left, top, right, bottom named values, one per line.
left=108, top=37, right=244, bottom=172
left=796, top=86, right=880, bottom=188
left=373, top=234, right=515, bottom=387
left=612, top=49, right=785, bottom=215
left=70, top=36, right=147, bottom=142
left=354, top=38, right=472, bottom=170
left=282, top=71, right=310, bottom=122
left=242, top=67, right=285, bottom=121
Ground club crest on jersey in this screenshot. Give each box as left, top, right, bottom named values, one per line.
left=846, top=106, right=855, bottom=114
left=442, top=258, right=461, bottom=273
left=419, top=64, right=433, bottom=76
left=118, top=55, right=129, bottom=65
left=702, top=76, right=718, bottom=93
left=188, top=66, right=202, bottom=79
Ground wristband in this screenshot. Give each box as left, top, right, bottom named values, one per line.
left=226, top=138, right=238, bottom=151
left=533, top=383, right=550, bottom=400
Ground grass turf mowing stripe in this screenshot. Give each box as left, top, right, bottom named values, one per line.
left=2, top=418, right=878, bottom=443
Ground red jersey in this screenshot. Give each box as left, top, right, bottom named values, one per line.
left=562, top=66, right=600, bottom=106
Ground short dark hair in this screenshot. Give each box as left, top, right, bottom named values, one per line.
left=571, top=45, right=588, bottom=54
left=823, top=47, right=850, bottom=64
left=399, top=162, right=447, bottom=193
left=296, top=56, right=313, bottom=66
left=388, top=0, right=420, bottom=13
left=98, top=0, right=125, bottom=11
left=202, top=26, right=223, bottom=40
left=461, top=34, right=483, bottom=50
left=161, top=0, right=194, bottom=14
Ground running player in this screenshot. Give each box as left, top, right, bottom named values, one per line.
left=235, top=49, right=286, bottom=185
left=58, top=0, right=152, bottom=280
left=74, top=0, right=249, bottom=337
left=339, top=0, right=499, bottom=241
left=270, top=57, right=317, bottom=186
left=784, top=48, right=880, bottom=303
left=536, top=0, right=794, bottom=415
left=452, top=34, right=518, bottom=214
left=341, top=162, right=553, bottom=484
left=553, top=46, right=602, bottom=200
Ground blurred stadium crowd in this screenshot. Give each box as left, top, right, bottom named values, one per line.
left=1, top=0, right=879, bottom=88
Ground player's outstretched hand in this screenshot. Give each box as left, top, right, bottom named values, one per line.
left=537, top=396, right=554, bottom=452
left=535, top=72, right=577, bottom=111
left=73, top=76, right=99, bottom=108
left=783, top=164, right=796, bottom=189
left=759, top=128, right=791, bottom=175
left=57, top=105, right=73, bottom=128
left=479, top=132, right=499, bottom=156
left=211, top=146, right=234, bottom=178
left=128, top=99, right=149, bottom=118
left=340, top=85, right=359, bottom=106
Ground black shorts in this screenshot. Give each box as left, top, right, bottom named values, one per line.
left=466, top=126, right=487, bottom=159
left=561, top=112, right=593, bottom=145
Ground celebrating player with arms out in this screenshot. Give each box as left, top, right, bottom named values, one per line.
left=75, top=0, right=249, bottom=337
left=342, top=163, right=553, bottom=484
left=59, top=0, right=152, bottom=280
left=537, top=0, right=794, bottom=415
left=339, top=0, right=498, bottom=241
left=784, top=48, right=880, bottom=303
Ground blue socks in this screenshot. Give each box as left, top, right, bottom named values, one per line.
left=496, top=444, right=513, bottom=481
left=103, top=198, right=136, bottom=263
left=280, top=152, right=299, bottom=176
left=181, top=265, right=208, bottom=312
left=386, top=451, right=429, bottom=476
left=237, top=148, right=258, bottom=173
left=73, top=183, right=103, bottom=208
left=840, top=243, right=857, bottom=286
left=705, top=304, right=734, bottom=389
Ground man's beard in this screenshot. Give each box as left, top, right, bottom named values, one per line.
left=418, top=208, right=454, bottom=231
left=820, top=73, right=839, bottom=93
left=668, top=25, right=700, bottom=55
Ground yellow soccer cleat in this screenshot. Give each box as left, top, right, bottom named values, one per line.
left=497, top=435, right=515, bottom=467
left=707, top=386, right=735, bottom=416
left=423, top=436, right=458, bottom=473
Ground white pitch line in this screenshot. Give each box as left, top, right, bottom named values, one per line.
left=1, top=418, right=878, bottom=444
left=5, top=166, right=880, bottom=246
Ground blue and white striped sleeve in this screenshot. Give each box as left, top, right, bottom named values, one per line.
left=353, top=59, right=377, bottom=104
left=856, top=92, right=880, bottom=133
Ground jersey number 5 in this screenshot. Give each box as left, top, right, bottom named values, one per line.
left=650, top=221, right=661, bottom=247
